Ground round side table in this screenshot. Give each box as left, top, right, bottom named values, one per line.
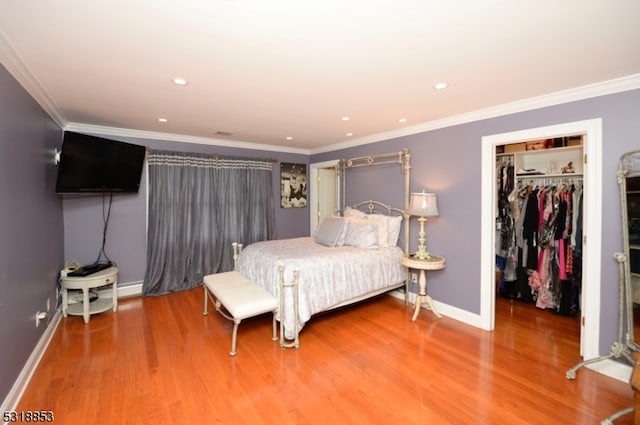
left=60, top=266, right=118, bottom=323
left=401, top=255, right=445, bottom=321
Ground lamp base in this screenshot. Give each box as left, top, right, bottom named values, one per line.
left=414, top=216, right=430, bottom=260
left=414, top=247, right=431, bottom=260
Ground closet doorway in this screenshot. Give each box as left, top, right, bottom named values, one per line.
left=496, top=137, right=584, bottom=338
left=309, top=160, right=340, bottom=234
left=480, top=119, right=603, bottom=362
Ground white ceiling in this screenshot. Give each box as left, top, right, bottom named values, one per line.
left=1, top=0, right=640, bottom=154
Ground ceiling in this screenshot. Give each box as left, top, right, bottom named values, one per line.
left=1, top=1, right=639, bottom=154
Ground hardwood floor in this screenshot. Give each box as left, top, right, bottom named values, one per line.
left=17, top=289, right=635, bottom=424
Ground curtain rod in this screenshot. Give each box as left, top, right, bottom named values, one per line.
left=214, top=153, right=279, bottom=163
left=145, top=147, right=278, bottom=163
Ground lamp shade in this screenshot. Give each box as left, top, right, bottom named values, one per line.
left=407, top=191, right=439, bottom=217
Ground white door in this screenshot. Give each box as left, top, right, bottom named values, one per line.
left=318, top=167, right=337, bottom=220
left=309, top=161, right=339, bottom=234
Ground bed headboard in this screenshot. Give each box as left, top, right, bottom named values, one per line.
left=349, top=200, right=405, bottom=217
left=337, top=149, right=411, bottom=255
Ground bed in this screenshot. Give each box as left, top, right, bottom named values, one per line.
left=235, top=149, right=412, bottom=341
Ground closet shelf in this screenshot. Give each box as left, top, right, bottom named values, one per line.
left=516, top=172, right=583, bottom=179
left=513, top=146, right=582, bottom=177
left=518, top=145, right=581, bottom=156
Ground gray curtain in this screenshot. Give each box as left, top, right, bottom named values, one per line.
left=143, top=150, right=276, bottom=296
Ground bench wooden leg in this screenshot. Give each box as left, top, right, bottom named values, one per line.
left=230, top=319, right=241, bottom=356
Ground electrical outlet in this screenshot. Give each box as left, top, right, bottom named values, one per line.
left=35, top=311, right=47, bottom=328
left=411, top=272, right=418, bottom=284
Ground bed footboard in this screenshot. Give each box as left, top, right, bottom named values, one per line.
left=232, top=242, right=301, bottom=348
left=278, top=264, right=300, bottom=349
left=232, top=242, right=243, bottom=270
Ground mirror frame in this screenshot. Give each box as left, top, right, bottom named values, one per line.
left=618, top=150, right=640, bottom=352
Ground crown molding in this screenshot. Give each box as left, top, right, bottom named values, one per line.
left=63, top=123, right=311, bottom=155
left=0, top=29, right=66, bottom=128
left=310, top=73, right=640, bottom=155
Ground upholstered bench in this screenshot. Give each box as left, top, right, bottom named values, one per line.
left=203, top=271, right=278, bottom=356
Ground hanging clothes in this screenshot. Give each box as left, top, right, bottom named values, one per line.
left=496, top=160, right=517, bottom=297
left=497, top=177, right=582, bottom=315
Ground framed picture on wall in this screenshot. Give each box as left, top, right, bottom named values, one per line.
left=280, top=163, right=307, bottom=208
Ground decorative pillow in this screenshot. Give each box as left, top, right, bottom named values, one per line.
left=344, top=206, right=366, bottom=218
left=387, top=215, right=402, bottom=246
left=315, top=217, right=347, bottom=247
left=344, top=219, right=378, bottom=249
left=364, top=214, right=389, bottom=248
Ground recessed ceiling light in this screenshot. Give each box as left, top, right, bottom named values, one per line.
left=342, top=116, right=350, bottom=121
left=434, top=82, right=448, bottom=90
left=173, top=77, right=188, bottom=86
left=157, top=118, right=168, bottom=123
left=399, top=118, right=407, bottom=123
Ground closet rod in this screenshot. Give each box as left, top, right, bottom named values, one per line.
left=518, top=176, right=582, bottom=186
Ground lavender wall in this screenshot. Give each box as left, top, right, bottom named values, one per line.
left=313, top=89, right=640, bottom=355
left=0, top=65, right=64, bottom=402
left=61, top=137, right=309, bottom=284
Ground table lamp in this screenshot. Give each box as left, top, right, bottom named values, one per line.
left=407, top=191, right=439, bottom=259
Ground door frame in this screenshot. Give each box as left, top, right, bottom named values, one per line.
left=480, top=119, right=602, bottom=361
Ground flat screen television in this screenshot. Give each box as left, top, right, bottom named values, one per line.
left=55, top=131, right=146, bottom=194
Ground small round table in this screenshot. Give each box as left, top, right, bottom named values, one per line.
left=401, top=255, right=445, bottom=321
left=60, top=267, right=118, bottom=323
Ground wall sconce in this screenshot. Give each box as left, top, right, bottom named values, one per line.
left=407, top=191, right=439, bottom=259
left=54, top=148, right=61, bottom=165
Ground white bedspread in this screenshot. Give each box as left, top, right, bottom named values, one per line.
left=236, top=237, right=405, bottom=339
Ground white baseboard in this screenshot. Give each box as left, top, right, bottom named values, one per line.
left=0, top=310, right=62, bottom=413
left=389, top=290, right=483, bottom=328
left=1, top=280, right=143, bottom=412
left=90, top=280, right=143, bottom=300
left=584, top=359, right=632, bottom=383
left=389, top=290, right=631, bottom=383
left=115, top=280, right=143, bottom=298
